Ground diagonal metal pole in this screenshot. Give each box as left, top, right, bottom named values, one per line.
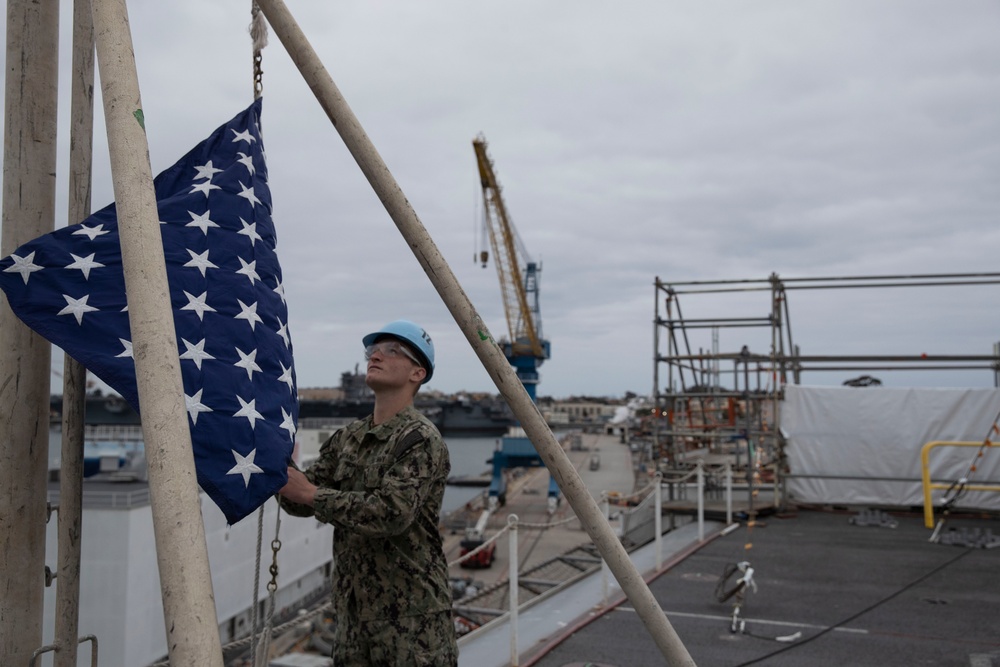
left=91, top=0, right=223, bottom=664
left=254, top=1, right=696, bottom=663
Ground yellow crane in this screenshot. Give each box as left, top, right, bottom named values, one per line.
left=472, top=134, right=550, bottom=401
left=473, top=134, right=557, bottom=512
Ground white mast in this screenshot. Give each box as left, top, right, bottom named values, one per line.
left=0, top=1, right=60, bottom=663
left=91, top=0, right=223, bottom=664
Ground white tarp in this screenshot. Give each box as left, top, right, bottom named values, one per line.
left=782, top=385, right=1000, bottom=510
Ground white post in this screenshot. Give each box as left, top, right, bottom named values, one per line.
left=726, top=461, right=733, bottom=525
left=508, top=514, right=519, bottom=667
left=601, top=492, right=609, bottom=605
left=91, top=1, right=223, bottom=665
left=654, top=472, right=663, bottom=570
left=254, top=1, right=697, bottom=663
left=0, top=1, right=59, bottom=663
left=697, top=460, right=705, bottom=542
left=53, top=3, right=96, bottom=666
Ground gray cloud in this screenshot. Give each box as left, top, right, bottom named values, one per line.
left=4, top=1, right=999, bottom=397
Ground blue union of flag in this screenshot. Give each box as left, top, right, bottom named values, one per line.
left=0, top=98, right=297, bottom=524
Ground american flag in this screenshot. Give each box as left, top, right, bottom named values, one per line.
left=0, top=98, right=297, bottom=524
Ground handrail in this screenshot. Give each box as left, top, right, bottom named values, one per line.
left=920, top=440, right=999, bottom=528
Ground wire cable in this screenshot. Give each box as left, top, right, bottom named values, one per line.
left=732, top=547, right=973, bottom=666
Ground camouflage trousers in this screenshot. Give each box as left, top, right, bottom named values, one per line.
left=333, top=610, right=458, bottom=667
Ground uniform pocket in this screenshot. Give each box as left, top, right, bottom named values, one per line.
left=362, top=456, right=391, bottom=490
left=331, top=458, right=360, bottom=491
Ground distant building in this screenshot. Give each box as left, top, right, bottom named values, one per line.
left=539, top=398, right=621, bottom=426
left=297, top=386, right=344, bottom=401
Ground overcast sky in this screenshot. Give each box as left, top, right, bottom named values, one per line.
left=6, top=1, right=1000, bottom=398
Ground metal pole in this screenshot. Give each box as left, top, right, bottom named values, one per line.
left=726, top=462, right=733, bottom=525
left=253, top=1, right=697, bottom=662
left=507, top=515, right=519, bottom=667
left=601, top=492, right=610, bottom=606
left=696, top=460, right=704, bottom=542
left=91, top=1, right=223, bottom=665
left=0, top=1, right=59, bottom=663
left=653, top=279, right=660, bottom=458
left=53, top=2, right=96, bottom=665
left=654, top=472, right=663, bottom=570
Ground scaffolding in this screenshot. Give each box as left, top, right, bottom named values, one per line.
left=651, top=272, right=1000, bottom=490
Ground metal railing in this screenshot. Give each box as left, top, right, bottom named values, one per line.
left=921, top=440, right=1000, bottom=528
left=454, top=460, right=735, bottom=665
left=47, top=487, right=152, bottom=510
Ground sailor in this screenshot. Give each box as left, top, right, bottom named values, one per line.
left=279, top=320, right=458, bottom=666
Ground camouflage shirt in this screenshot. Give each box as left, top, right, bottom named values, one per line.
left=281, top=406, right=452, bottom=621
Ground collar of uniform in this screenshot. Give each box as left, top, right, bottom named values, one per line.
left=357, top=405, right=420, bottom=439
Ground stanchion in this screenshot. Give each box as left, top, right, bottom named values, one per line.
left=697, top=460, right=705, bottom=542
left=508, top=514, right=520, bottom=666
left=726, top=461, right=733, bottom=525
left=654, top=472, right=663, bottom=569
left=601, top=492, right=610, bottom=605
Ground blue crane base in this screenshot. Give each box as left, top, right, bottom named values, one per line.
left=488, top=435, right=561, bottom=507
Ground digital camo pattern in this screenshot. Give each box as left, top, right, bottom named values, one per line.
left=281, top=405, right=457, bottom=663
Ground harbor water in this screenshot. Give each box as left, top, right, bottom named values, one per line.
left=442, top=435, right=501, bottom=515
left=51, top=425, right=506, bottom=518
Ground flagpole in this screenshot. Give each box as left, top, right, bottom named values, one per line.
left=53, top=2, right=97, bottom=665
left=254, top=1, right=696, bottom=664
left=91, top=1, right=223, bottom=665
left=0, top=1, right=60, bottom=664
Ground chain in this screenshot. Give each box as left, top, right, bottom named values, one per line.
left=267, top=537, right=281, bottom=593
left=254, top=51, right=264, bottom=99
left=249, top=3, right=268, bottom=99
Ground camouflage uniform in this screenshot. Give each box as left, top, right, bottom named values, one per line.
left=281, top=405, right=458, bottom=666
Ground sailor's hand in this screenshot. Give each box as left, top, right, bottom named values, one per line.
left=279, top=466, right=317, bottom=507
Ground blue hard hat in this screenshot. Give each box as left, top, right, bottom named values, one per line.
left=362, top=320, right=435, bottom=384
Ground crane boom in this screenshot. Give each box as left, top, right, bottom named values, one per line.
left=473, top=135, right=558, bottom=511
left=472, top=135, right=546, bottom=360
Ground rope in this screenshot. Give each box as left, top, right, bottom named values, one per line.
left=518, top=514, right=579, bottom=529
left=448, top=523, right=511, bottom=568
left=657, top=468, right=698, bottom=485
left=931, top=415, right=998, bottom=542
left=254, top=501, right=283, bottom=666
left=446, top=511, right=582, bottom=568
left=249, top=505, right=265, bottom=667
left=249, top=3, right=268, bottom=98
left=149, top=601, right=332, bottom=667
left=936, top=411, right=1000, bottom=520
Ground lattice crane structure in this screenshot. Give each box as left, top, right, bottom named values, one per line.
left=472, top=135, right=558, bottom=511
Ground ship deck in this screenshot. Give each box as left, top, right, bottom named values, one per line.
left=453, top=433, right=1000, bottom=667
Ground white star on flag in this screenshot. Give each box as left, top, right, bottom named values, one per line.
left=72, top=223, right=110, bottom=241
left=66, top=253, right=105, bottom=280
left=179, top=338, right=214, bottom=369
left=227, top=448, right=263, bottom=487
left=185, top=388, right=213, bottom=426
left=3, top=252, right=44, bottom=284
left=58, top=294, right=99, bottom=325
left=116, top=339, right=134, bottom=359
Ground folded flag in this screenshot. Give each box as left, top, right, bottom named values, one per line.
left=0, top=98, right=297, bottom=524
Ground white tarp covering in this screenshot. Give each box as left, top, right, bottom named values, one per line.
left=782, top=385, right=1000, bottom=510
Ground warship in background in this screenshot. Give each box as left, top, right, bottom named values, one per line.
left=294, top=368, right=516, bottom=437
left=49, top=367, right=518, bottom=452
